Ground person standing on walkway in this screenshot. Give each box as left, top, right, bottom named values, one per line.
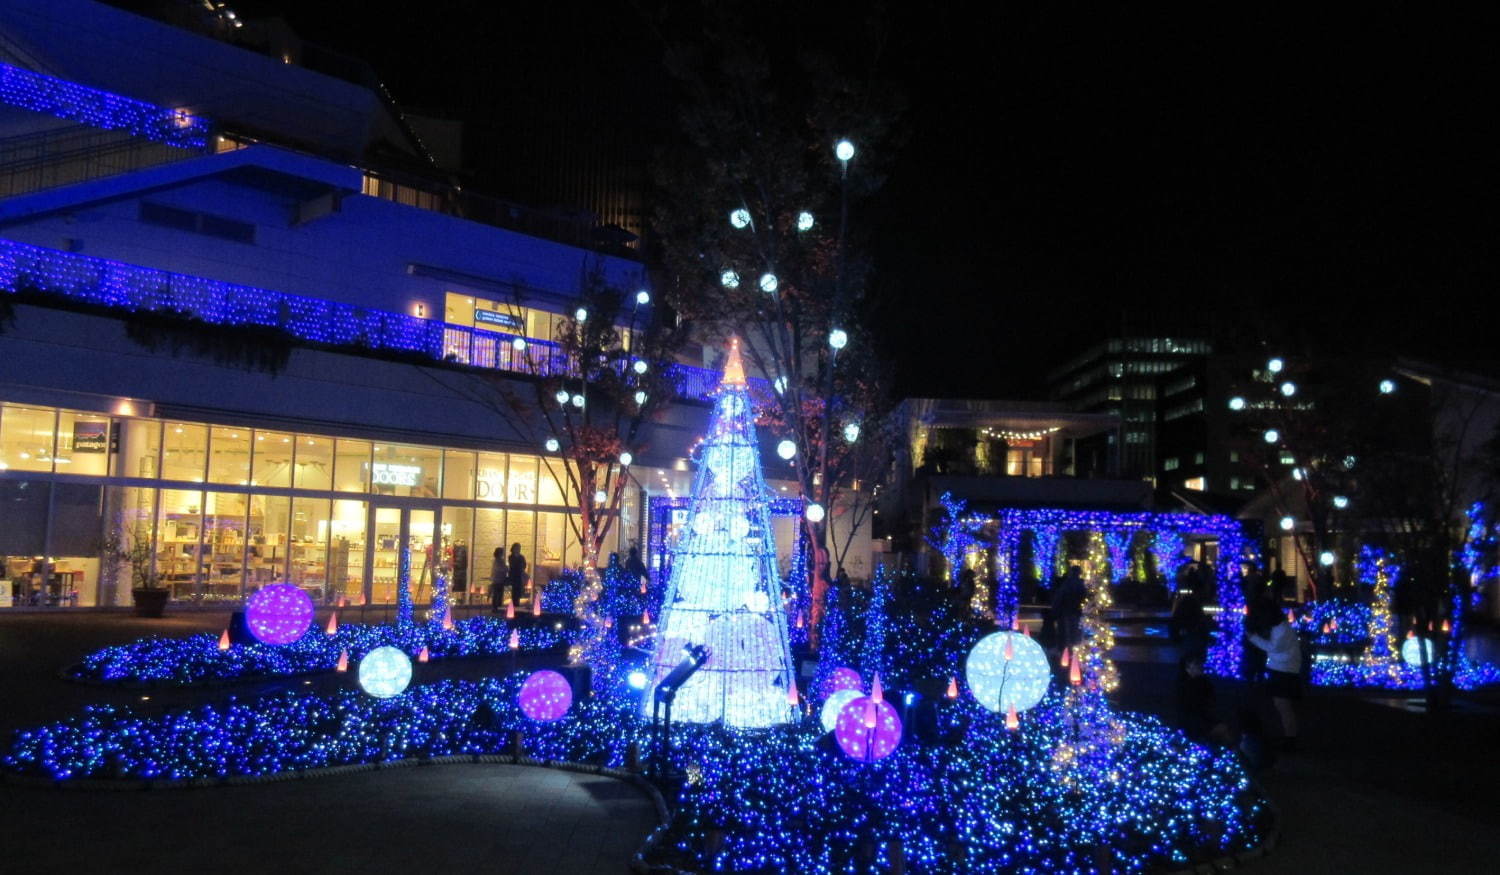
left=489, top=545, right=505, bottom=613
left=1245, top=601, right=1302, bottom=752
left=507, top=543, right=529, bottom=612
left=626, top=546, right=648, bottom=589
left=1050, top=564, right=1086, bottom=651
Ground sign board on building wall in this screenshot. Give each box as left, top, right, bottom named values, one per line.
left=372, top=462, right=422, bottom=487
left=474, top=309, right=524, bottom=331
left=72, top=421, right=108, bottom=452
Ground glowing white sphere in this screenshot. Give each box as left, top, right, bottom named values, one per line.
left=796, top=211, right=815, bottom=232
left=1279, top=516, right=1295, bottom=531
left=1268, top=357, right=1284, bottom=373
left=843, top=422, right=860, bottom=442
left=554, top=389, right=570, bottom=404
left=964, top=630, right=1050, bottom=714
left=744, top=590, right=769, bottom=613
left=1401, top=636, right=1437, bottom=668
left=1280, top=381, right=1297, bottom=397
left=804, top=502, right=826, bottom=523
left=1229, top=396, right=1246, bottom=411
left=574, top=307, right=588, bottom=322
left=1379, top=379, right=1396, bottom=395
left=512, top=337, right=527, bottom=351
left=633, top=359, right=649, bottom=374
left=777, top=439, right=797, bottom=460
left=593, top=490, right=607, bottom=504
left=1292, top=467, right=1305, bottom=481
left=729, top=208, right=752, bottom=229
left=634, top=390, right=648, bottom=405
left=627, top=669, right=649, bottom=690
left=820, top=689, right=862, bottom=733
left=759, top=273, right=779, bottom=294
left=773, top=376, right=788, bottom=394
left=358, top=645, right=412, bottom=699
left=729, top=515, right=751, bottom=539
left=1319, top=551, right=1335, bottom=567
left=636, top=289, right=651, bottom=305
left=571, top=394, right=585, bottom=408
left=1344, top=455, right=1357, bottom=470
left=720, top=269, right=740, bottom=289
left=1263, top=429, right=1279, bottom=444
left=1333, top=495, right=1349, bottom=509
left=619, top=452, right=633, bottom=466
left=834, top=139, right=856, bottom=162
left=691, top=513, right=715, bottom=537
left=828, top=328, right=848, bottom=350
left=544, top=437, right=560, bottom=453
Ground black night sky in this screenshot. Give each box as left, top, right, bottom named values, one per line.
left=234, top=2, right=1497, bottom=398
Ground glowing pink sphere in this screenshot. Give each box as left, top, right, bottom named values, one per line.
left=245, top=583, right=314, bottom=645
left=822, top=666, right=862, bottom=699
left=518, top=670, right=573, bottom=722
left=834, top=695, right=902, bottom=762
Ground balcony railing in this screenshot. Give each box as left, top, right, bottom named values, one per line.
left=0, top=238, right=745, bottom=400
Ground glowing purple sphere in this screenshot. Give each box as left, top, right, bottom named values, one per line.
left=821, top=666, right=862, bottom=699
left=245, top=583, right=314, bottom=645
left=518, top=670, right=574, bottom=722
left=834, top=695, right=902, bottom=762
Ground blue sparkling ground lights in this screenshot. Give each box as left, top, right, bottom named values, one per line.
left=68, top=617, right=577, bottom=686
left=4, top=680, right=1269, bottom=873
left=0, top=61, right=211, bottom=149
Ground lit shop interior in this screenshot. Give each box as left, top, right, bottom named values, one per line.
left=0, top=402, right=642, bottom=608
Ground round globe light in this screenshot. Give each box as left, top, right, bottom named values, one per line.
left=1333, top=495, right=1349, bottom=509
left=619, top=452, right=633, bottom=466
left=1318, top=551, right=1336, bottom=567
left=729, top=208, right=752, bottom=229
left=574, top=307, right=588, bottom=323
left=773, top=376, right=788, bottom=395
left=1401, top=636, right=1437, bottom=668
left=843, top=422, right=861, bottom=443
left=571, top=394, right=585, bottom=408
left=636, top=289, right=651, bottom=306
left=759, top=273, right=779, bottom=294
left=627, top=669, right=649, bottom=690
left=834, top=139, right=856, bottom=162
left=518, top=669, right=574, bottom=721
left=820, top=688, right=862, bottom=733
left=1279, top=516, right=1295, bottom=531
left=512, top=337, right=527, bottom=351
left=1280, top=381, right=1297, bottom=397
left=964, top=630, right=1050, bottom=714
left=245, top=583, right=314, bottom=645
left=1263, top=429, right=1280, bottom=444
left=1229, top=396, right=1246, bottom=411
left=835, top=695, right=901, bottom=761
left=544, top=437, right=560, bottom=453
left=358, top=645, right=412, bottom=699
left=554, top=389, right=570, bottom=405
left=777, top=439, right=797, bottom=460
left=796, top=211, right=815, bottom=232
left=633, top=359, right=648, bottom=374
left=1379, top=379, right=1396, bottom=395
left=1268, top=357, right=1284, bottom=373
left=828, top=328, right=848, bottom=350
left=1343, top=455, right=1357, bottom=470
left=1292, top=467, right=1305, bottom=481
left=804, top=502, right=826, bottom=523
left=720, top=269, right=740, bottom=289
left=593, top=490, right=607, bottom=504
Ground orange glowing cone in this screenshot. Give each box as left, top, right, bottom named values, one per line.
left=946, top=677, right=959, bottom=699
left=787, top=677, right=800, bottom=707
left=639, top=581, right=648, bottom=595
left=1069, top=658, right=1082, bottom=686
left=1442, top=619, right=1451, bottom=634
left=1286, top=609, right=1295, bottom=624
left=1060, top=647, right=1071, bottom=668
left=1004, top=636, right=1016, bottom=661
left=442, top=611, right=455, bottom=632
left=1321, top=622, right=1331, bottom=635
left=1241, top=604, right=1249, bottom=616
left=862, top=697, right=878, bottom=729
left=417, top=646, right=430, bottom=663
left=1022, top=624, right=1032, bottom=638
left=795, top=613, right=804, bottom=629
left=509, top=629, right=520, bottom=650
left=1330, top=618, right=1339, bottom=632
left=1011, top=615, right=1021, bottom=631
left=336, top=650, right=349, bottom=672
left=871, top=673, right=884, bottom=703
left=326, top=612, right=338, bottom=635
left=337, top=596, right=347, bottom=609
left=505, top=602, right=515, bottom=620
left=531, top=594, right=541, bottom=616
left=642, top=608, right=651, bottom=625
left=218, top=629, right=231, bottom=651
left=1006, top=703, right=1019, bottom=731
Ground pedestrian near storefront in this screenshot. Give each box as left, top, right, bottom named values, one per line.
left=1245, top=601, right=1303, bottom=753
left=507, top=543, right=529, bottom=610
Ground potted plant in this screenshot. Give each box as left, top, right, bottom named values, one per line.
left=115, top=523, right=168, bottom=617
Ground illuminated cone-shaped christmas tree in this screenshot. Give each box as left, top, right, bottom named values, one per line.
left=644, top=338, right=796, bottom=728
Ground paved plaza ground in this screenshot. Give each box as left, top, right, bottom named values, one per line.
left=2, top=610, right=1499, bottom=873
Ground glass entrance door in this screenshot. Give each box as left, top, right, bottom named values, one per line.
left=366, top=505, right=440, bottom=608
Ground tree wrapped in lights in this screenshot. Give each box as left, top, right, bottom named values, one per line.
left=1101, top=530, right=1133, bottom=584
left=926, top=491, right=989, bottom=616
left=643, top=340, right=796, bottom=728
left=1150, top=530, right=1189, bottom=593
left=1078, top=532, right=1119, bottom=694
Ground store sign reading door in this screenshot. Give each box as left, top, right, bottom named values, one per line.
left=372, top=462, right=422, bottom=487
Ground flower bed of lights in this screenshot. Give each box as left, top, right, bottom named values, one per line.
left=66, top=617, right=579, bottom=687
left=4, top=677, right=1270, bottom=873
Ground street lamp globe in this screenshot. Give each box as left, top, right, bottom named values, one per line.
left=636, top=289, right=651, bottom=305
left=834, top=139, right=855, bottom=162
left=1279, top=516, right=1295, bottom=532
left=619, top=452, right=633, bottom=467
left=1267, top=357, right=1284, bottom=374
left=777, top=439, right=797, bottom=460
left=797, top=211, right=815, bottom=232
left=805, top=502, right=826, bottom=523
left=544, top=437, right=560, bottom=453
left=1379, top=379, right=1396, bottom=395
left=729, top=208, right=752, bottom=229
left=1319, top=551, right=1336, bottom=567
left=759, top=273, right=779, bottom=293
left=574, top=307, right=588, bottom=322
left=1263, top=429, right=1279, bottom=444
left=554, top=389, right=570, bottom=405
left=1333, top=495, right=1349, bottom=509
left=1280, top=381, right=1297, bottom=397
left=720, top=269, right=740, bottom=289
left=634, top=390, right=647, bottom=405
left=512, top=337, right=527, bottom=351
left=571, top=394, right=585, bottom=408
left=633, top=360, right=649, bottom=374
left=828, top=328, right=848, bottom=350
left=843, top=422, right=861, bottom=442
left=1229, top=396, right=1246, bottom=411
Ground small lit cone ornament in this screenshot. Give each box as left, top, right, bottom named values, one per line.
left=1286, top=609, right=1295, bottom=624
left=1022, top=624, right=1031, bottom=638
left=337, top=596, right=346, bottom=609
left=1006, top=702, right=1020, bottom=731
left=505, top=602, right=515, bottom=620
left=336, top=649, right=349, bottom=672
left=442, top=611, right=455, bottom=632
left=641, top=608, right=651, bottom=625
left=1004, top=636, right=1016, bottom=661
left=871, top=673, right=884, bottom=703
left=1012, top=616, right=1021, bottom=631
left=1322, top=622, right=1331, bottom=635
left=218, top=629, right=231, bottom=651
left=640, top=581, right=648, bottom=595
left=531, top=594, right=541, bottom=616
left=1442, top=619, right=1451, bottom=633
left=787, top=677, right=800, bottom=707
left=1330, top=618, right=1339, bottom=632
left=417, top=646, right=430, bottom=663
left=327, top=612, right=338, bottom=635
left=1060, top=647, right=1071, bottom=668
left=863, top=697, right=879, bottom=729
left=509, top=629, right=520, bottom=650
left=795, top=613, right=804, bottom=629
left=946, top=677, right=959, bottom=699
left=1241, top=604, right=1249, bottom=616
left=1069, top=657, right=1082, bottom=686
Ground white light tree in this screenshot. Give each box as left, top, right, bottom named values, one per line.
left=644, top=339, right=796, bottom=728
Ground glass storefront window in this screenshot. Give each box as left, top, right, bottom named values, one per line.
left=290, top=497, right=331, bottom=602
left=372, top=443, right=441, bottom=498
left=55, top=410, right=111, bottom=476
left=474, top=507, right=505, bottom=603
left=370, top=507, right=401, bottom=604
left=253, top=431, right=294, bottom=488
left=536, top=511, right=565, bottom=589
left=441, top=506, right=474, bottom=603
left=538, top=458, right=566, bottom=506
left=295, top=435, right=334, bottom=491
left=0, top=479, right=50, bottom=606
left=476, top=453, right=507, bottom=503
left=506, top=509, right=536, bottom=607
left=329, top=499, right=366, bottom=605
left=246, top=494, right=290, bottom=587
left=208, top=426, right=252, bottom=484
left=50, top=482, right=104, bottom=606
left=507, top=455, right=538, bottom=504
left=334, top=439, right=371, bottom=492
left=161, top=423, right=207, bottom=482
left=443, top=451, right=476, bottom=500
left=155, top=488, right=204, bottom=601
left=202, top=491, right=248, bottom=601
left=0, top=404, right=57, bottom=472
left=114, top=418, right=160, bottom=478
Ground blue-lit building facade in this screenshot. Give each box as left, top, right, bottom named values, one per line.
left=0, top=0, right=743, bottom=609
